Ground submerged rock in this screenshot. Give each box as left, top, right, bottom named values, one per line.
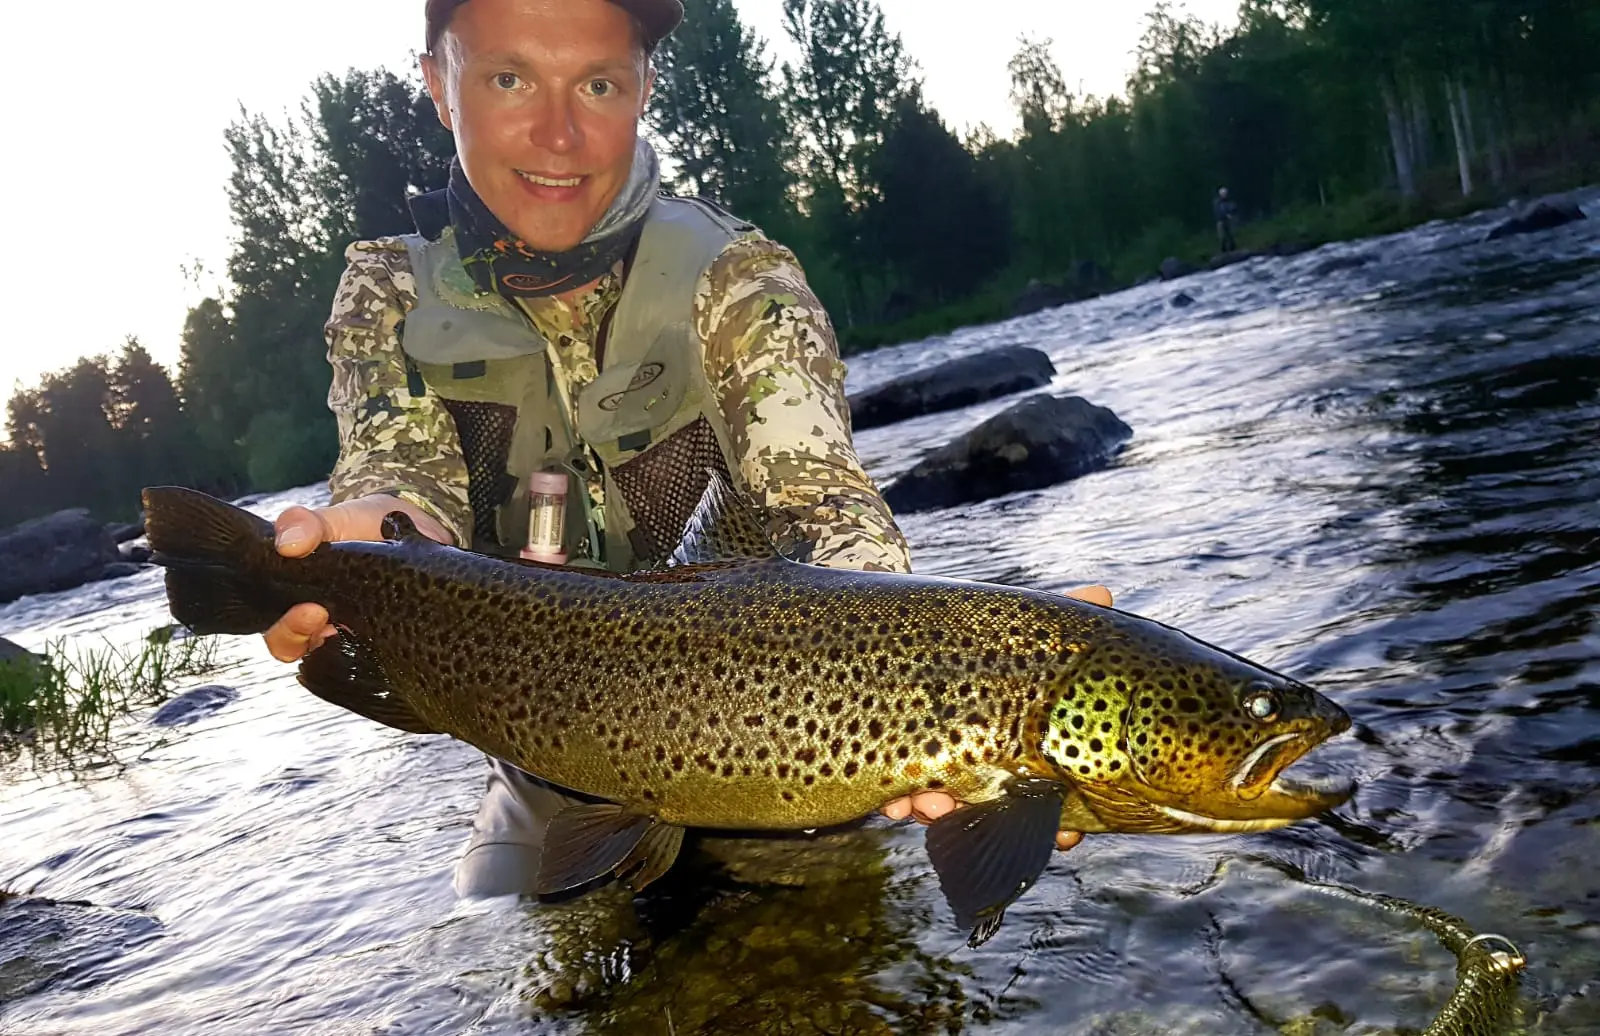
left=847, top=346, right=1057, bottom=432
left=1311, top=253, right=1374, bottom=276
left=0, top=509, right=120, bottom=604
left=883, top=394, right=1132, bottom=514
left=149, top=684, right=239, bottom=727
left=1484, top=199, right=1587, bottom=241
left=0, top=894, right=163, bottom=1005
left=1171, top=291, right=1196, bottom=308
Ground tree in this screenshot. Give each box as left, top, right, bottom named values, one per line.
left=649, top=0, right=798, bottom=238
left=862, top=91, right=1010, bottom=305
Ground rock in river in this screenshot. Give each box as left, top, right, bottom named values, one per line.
left=883, top=394, right=1132, bottom=514
left=847, top=346, right=1056, bottom=432
left=1484, top=198, right=1587, bottom=241
left=0, top=509, right=122, bottom=604
left=150, top=685, right=240, bottom=727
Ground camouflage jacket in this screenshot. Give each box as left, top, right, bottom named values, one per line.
left=323, top=231, right=912, bottom=574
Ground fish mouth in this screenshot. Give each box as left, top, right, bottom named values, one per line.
left=1143, top=728, right=1354, bottom=833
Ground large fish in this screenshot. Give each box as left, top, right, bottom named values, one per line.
left=142, top=480, right=1353, bottom=945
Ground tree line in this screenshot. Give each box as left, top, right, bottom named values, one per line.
left=4, top=0, right=1596, bottom=526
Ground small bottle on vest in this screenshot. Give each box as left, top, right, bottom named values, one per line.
left=520, top=471, right=569, bottom=565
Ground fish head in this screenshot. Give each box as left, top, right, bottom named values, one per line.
left=1039, top=623, right=1353, bottom=833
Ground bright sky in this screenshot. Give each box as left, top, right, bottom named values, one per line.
left=1, top=0, right=1238, bottom=400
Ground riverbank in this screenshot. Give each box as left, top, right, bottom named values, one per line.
left=838, top=162, right=1599, bottom=355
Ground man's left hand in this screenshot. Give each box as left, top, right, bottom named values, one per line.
left=876, top=583, right=1113, bottom=853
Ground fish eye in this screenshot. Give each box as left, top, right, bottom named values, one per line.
left=1242, top=683, right=1280, bottom=723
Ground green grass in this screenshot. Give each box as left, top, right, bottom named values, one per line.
left=0, top=632, right=221, bottom=769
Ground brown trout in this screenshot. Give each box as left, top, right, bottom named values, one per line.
left=142, top=479, right=1353, bottom=945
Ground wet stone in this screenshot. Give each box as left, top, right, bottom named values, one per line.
left=149, top=685, right=240, bottom=727
left=0, top=895, right=164, bottom=1006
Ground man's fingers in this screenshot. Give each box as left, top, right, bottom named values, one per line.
left=264, top=603, right=331, bottom=662
left=908, top=791, right=958, bottom=822
left=1065, top=584, right=1113, bottom=608
left=274, top=506, right=328, bottom=557
left=880, top=797, right=913, bottom=821
left=1056, top=830, right=1083, bottom=852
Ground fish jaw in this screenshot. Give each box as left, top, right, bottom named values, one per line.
left=1123, top=722, right=1354, bottom=832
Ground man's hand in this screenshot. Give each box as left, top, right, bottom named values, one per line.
left=263, top=494, right=451, bottom=663
left=877, top=583, right=1113, bottom=852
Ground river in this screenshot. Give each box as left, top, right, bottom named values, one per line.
left=2, top=191, right=1596, bottom=1034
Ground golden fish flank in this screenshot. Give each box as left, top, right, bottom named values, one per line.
left=142, top=479, right=1353, bottom=947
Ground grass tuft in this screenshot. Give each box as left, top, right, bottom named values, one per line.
left=0, top=632, right=221, bottom=769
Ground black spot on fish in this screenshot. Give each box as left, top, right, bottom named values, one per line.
left=924, top=739, right=941, bottom=757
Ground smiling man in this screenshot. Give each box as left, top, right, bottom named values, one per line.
left=262, top=0, right=1098, bottom=899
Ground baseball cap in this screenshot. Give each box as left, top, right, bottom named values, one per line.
left=425, top=0, right=684, bottom=54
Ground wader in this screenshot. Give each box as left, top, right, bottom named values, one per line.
left=398, top=194, right=760, bottom=897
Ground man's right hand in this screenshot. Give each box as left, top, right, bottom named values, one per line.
left=264, top=494, right=452, bottom=663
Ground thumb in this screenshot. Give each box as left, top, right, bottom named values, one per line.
left=274, top=506, right=329, bottom=557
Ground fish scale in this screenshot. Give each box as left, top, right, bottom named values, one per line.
left=141, top=481, right=1353, bottom=945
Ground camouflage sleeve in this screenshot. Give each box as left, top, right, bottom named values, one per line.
left=324, top=238, right=473, bottom=547
left=697, top=236, right=913, bottom=574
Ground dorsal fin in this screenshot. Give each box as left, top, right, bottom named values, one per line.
left=670, top=470, right=805, bottom=566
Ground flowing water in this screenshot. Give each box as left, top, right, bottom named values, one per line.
left=2, top=192, right=1597, bottom=1035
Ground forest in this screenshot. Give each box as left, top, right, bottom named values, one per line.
left=3, top=0, right=1596, bottom=524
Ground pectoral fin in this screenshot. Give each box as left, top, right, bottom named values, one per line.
left=536, top=804, right=682, bottom=895
left=615, top=822, right=685, bottom=892
left=924, top=778, right=1067, bottom=947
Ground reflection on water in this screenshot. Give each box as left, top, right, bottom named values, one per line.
left=1, top=190, right=1597, bottom=1034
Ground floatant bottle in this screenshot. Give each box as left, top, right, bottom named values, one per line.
left=521, top=471, right=569, bottom=565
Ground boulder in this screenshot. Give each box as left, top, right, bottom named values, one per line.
left=1171, top=292, right=1196, bottom=308
left=105, top=521, right=145, bottom=544
left=1159, top=256, right=1197, bottom=281
left=0, top=636, right=40, bottom=666
left=0, top=510, right=120, bottom=604
left=1484, top=199, right=1587, bottom=241
left=120, top=543, right=153, bottom=564
left=96, top=562, right=146, bottom=582
left=847, top=346, right=1057, bottom=432
left=1011, top=280, right=1076, bottom=318
left=883, top=394, right=1132, bottom=514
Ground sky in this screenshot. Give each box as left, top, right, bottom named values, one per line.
left=0, top=0, right=1239, bottom=400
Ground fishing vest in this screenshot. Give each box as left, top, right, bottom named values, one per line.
left=398, top=196, right=755, bottom=571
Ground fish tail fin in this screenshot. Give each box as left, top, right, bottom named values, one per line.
left=142, top=486, right=289, bottom=635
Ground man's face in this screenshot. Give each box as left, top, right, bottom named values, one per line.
left=422, top=0, right=652, bottom=251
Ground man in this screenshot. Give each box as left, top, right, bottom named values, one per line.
left=1214, top=186, right=1238, bottom=253
left=263, top=0, right=1100, bottom=897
